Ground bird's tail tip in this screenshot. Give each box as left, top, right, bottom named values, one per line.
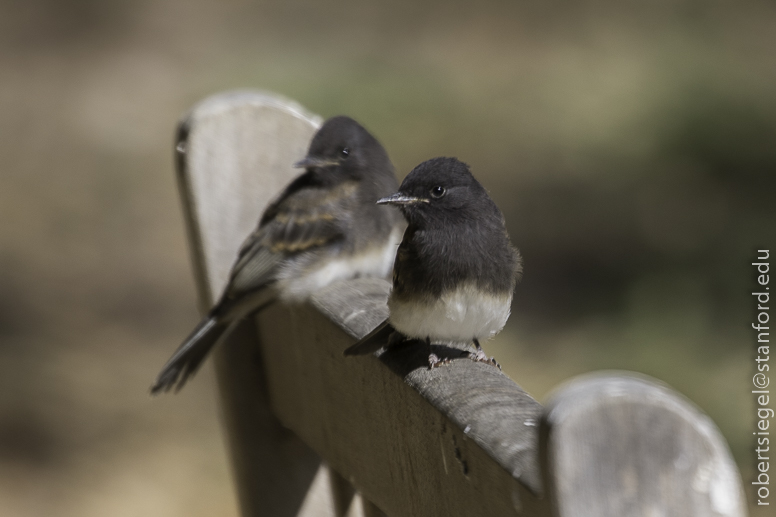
left=148, top=383, right=165, bottom=397
left=149, top=367, right=185, bottom=396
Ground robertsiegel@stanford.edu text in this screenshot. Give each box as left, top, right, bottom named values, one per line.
left=753, top=249, right=771, bottom=506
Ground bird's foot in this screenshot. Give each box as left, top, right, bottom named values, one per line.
left=468, top=349, right=501, bottom=369
left=428, top=353, right=452, bottom=369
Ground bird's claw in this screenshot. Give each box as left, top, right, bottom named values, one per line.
left=428, top=353, right=452, bottom=369
left=469, top=349, right=501, bottom=369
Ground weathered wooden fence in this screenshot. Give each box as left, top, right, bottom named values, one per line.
left=172, top=90, right=748, bottom=517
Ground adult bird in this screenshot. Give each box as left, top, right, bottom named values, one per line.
left=344, top=157, right=521, bottom=368
left=152, top=116, right=404, bottom=393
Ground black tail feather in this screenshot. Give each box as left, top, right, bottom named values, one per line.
left=343, top=320, right=395, bottom=356
left=151, top=317, right=226, bottom=395
left=151, top=289, right=277, bottom=395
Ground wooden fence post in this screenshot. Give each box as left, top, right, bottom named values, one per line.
left=176, top=90, right=348, bottom=516
left=540, top=373, right=747, bottom=517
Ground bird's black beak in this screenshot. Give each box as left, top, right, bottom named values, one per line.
left=376, top=193, right=429, bottom=205
left=293, top=156, right=341, bottom=169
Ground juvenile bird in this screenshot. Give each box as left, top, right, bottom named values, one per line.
left=344, top=157, right=521, bottom=368
left=152, top=116, right=404, bottom=393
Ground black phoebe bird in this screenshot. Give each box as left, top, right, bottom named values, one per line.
left=151, top=116, right=404, bottom=393
left=344, top=157, right=522, bottom=368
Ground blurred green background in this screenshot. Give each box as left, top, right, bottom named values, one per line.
left=0, top=0, right=773, bottom=515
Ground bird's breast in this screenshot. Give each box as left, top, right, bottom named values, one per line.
left=388, top=282, right=512, bottom=343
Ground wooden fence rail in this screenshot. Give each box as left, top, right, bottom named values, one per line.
left=171, top=90, right=748, bottom=517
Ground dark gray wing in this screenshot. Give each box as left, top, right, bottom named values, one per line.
left=222, top=180, right=359, bottom=301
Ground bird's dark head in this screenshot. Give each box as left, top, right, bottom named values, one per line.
left=377, top=157, right=492, bottom=226
left=294, top=116, right=392, bottom=183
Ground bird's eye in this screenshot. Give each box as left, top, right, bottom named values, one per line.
left=430, top=186, right=446, bottom=198
left=340, top=147, right=350, bottom=157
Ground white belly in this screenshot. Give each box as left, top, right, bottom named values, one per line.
left=277, top=227, right=402, bottom=301
left=388, top=283, right=512, bottom=343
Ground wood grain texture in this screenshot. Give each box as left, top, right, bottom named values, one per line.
left=540, top=373, right=747, bottom=517
left=176, top=90, right=344, bottom=517
left=257, top=278, right=550, bottom=517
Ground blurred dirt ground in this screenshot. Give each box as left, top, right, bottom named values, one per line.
left=0, top=1, right=774, bottom=515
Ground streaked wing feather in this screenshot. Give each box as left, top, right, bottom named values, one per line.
left=228, top=235, right=281, bottom=296
left=225, top=178, right=357, bottom=299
